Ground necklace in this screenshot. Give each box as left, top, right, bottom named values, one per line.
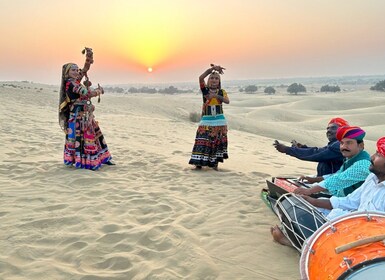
left=209, top=89, right=218, bottom=94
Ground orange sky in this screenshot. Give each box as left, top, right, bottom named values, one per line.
left=0, top=0, right=385, bottom=84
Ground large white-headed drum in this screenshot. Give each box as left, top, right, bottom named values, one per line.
left=275, top=193, right=327, bottom=252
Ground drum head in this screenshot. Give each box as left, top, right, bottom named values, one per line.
left=342, top=258, right=385, bottom=280
left=300, top=211, right=385, bottom=280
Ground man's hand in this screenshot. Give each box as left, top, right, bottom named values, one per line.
left=291, top=140, right=305, bottom=148
left=299, top=194, right=317, bottom=205
left=294, top=184, right=325, bottom=196
left=273, top=140, right=288, bottom=153
left=298, top=176, right=323, bottom=184
left=293, top=187, right=313, bottom=196
left=299, top=194, right=332, bottom=209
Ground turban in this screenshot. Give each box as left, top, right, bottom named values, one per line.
left=336, top=126, right=366, bottom=141
left=377, top=137, right=385, bottom=157
left=329, top=117, right=349, bottom=127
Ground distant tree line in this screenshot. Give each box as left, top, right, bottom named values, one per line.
left=320, top=85, right=341, bottom=92
left=239, top=85, right=258, bottom=93
left=99, top=79, right=385, bottom=96
left=239, top=85, right=276, bottom=95
left=127, top=86, right=156, bottom=94
left=370, top=80, right=385, bottom=92
left=104, top=86, right=125, bottom=93
left=159, top=86, right=190, bottom=94
left=103, top=86, right=190, bottom=94
left=237, top=83, right=349, bottom=95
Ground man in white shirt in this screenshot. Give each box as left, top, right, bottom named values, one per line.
left=271, top=136, right=385, bottom=247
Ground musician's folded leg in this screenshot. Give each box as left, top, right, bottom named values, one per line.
left=270, top=225, right=293, bottom=247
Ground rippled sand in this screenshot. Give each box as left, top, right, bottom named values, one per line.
left=1, top=82, right=384, bottom=279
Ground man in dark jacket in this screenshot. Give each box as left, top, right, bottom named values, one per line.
left=273, top=117, right=349, bottom=176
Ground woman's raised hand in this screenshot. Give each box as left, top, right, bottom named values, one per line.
left=210, top=64, right=225, bottom=74
left=83, top=47, right=94, bottom=64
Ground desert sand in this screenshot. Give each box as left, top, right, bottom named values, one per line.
left=1, top=81, right=385, bottom=279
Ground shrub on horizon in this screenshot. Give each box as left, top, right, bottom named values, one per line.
left=264, top=86, right=276, bottom=95
left=287, top=83, right=306, bottom=95
left=244, top=85, right=258, bottom=93
left=320, top=85, right=341, bottom=93
left=189, top=112, right=201, bottom=123
left=370, top=80, right=385, bottom=92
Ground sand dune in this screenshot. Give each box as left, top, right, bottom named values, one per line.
left=1, top=82, right=384, bottom=279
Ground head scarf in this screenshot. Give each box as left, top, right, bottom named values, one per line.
left=377, top=137, right=385, bottom=157
left=329, top=117, right=349, bottom=127
left=336, top=126, right=366, bottom=141
left=58, top=63, right=77, bottom=133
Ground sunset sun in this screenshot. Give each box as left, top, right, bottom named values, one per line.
left=147, top=67, right=153, bottom=73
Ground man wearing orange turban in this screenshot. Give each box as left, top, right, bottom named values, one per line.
left=328, top=117, right=349, bottom=127
left=294, top=125, right=371, bottom=197
left=273, top=117, right=348, bottom=176
left=377, top=136, right=385, bottom=157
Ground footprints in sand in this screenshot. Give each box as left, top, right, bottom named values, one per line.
left=172, top=150, right=184, bottom=155
left=96, top=256, right=133, bottom=271
left=35, top=204, right=69, bottom=212
left=101, top=224, right=121, bottom=233
left=0, top=88, right=307, bottom=279
left=64, top=241, right=88, bottom=250
left=250, top=171, right=271, bottom=178
left=97, top=232, right=131, bottom=244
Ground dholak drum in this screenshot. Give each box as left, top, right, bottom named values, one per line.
left=275, top=193, right=327, bottom=252
left=300, top=211, right=385, bottom=280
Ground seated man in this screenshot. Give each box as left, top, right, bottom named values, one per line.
left=271, top=136, right=385, bottom=247
left=294, top=126, right=371, bottom=197
left=273, top=117, right=348, bottom=176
